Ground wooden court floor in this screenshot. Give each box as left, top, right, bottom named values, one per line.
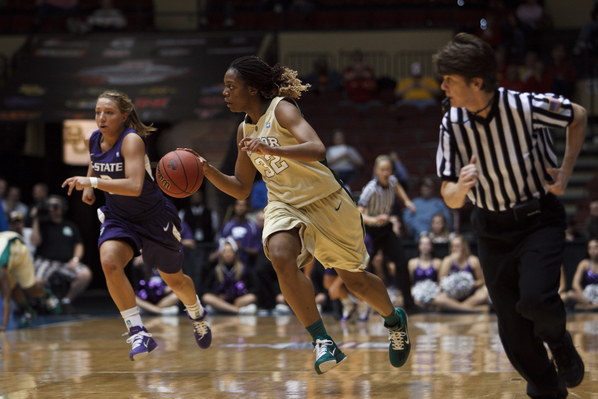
left=1, top=312, right=597, bottom=398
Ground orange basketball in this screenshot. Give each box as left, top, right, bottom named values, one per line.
left=156, top=150, right=204, bottom=198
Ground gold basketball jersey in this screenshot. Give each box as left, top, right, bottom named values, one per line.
left=243, top=97, right=341, bottom=208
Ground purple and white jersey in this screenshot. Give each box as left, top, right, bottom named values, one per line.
left=89, top=128, right=166, bottom=221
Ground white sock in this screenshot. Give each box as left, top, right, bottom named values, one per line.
left=185, top=295, right=204, bottom=320
left=120, top=306, right=143, bottom=331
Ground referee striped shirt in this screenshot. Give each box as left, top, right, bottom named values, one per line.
left=358, top=175, right=398, bottom=225
left=436, top=88, right=574, bottom=212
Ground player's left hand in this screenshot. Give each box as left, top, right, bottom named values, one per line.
left=62, top=177, right=92, bottom=196
left=239, top=137, right=272, bottom=155
left=545, top=167, right=570, bottom=195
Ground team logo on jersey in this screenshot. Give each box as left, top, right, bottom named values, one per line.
left=548, top=97, right=561, bottom=113
left=116, top=151, right=120, bottom=157
left=266, top=122, right=271, bottom=129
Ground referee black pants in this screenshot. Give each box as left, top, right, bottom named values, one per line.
left=365, top=223, right=415, bottom=309
left=471, top=193, right=568, bottom=398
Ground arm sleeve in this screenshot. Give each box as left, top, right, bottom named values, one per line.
left=436, top=120, right=461, bottom=183
left=530, top=92, right=574, bottom=129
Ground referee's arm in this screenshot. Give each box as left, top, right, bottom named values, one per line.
left=545, top=102, right=587, bottom=195
left=440, top=154, right=478, bottom=209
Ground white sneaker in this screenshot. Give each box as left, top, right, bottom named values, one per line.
left=275, top=304, right=292, bottom=315
left=239, top=303, right=258, bottom=315
left=161, top=305, right=179, bottom=315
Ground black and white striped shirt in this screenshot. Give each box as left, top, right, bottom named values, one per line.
left=358, top=175, right=398, bottom=225
left=436, top=88, right=574, bottom=212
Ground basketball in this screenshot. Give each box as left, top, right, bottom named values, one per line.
left=156, top=150, right=204, bottom=198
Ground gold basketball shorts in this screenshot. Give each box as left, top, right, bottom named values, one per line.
left=263, top=188, right=369, bottom=272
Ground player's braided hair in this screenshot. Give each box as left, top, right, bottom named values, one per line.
left=229, top=56, right=310, bottom=100
left=98, top=90, right=157, bottom=137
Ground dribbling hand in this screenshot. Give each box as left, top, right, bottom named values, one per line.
left=61, top=177, right=96, bottom=205
left=176, top=148, right=209, bottom=168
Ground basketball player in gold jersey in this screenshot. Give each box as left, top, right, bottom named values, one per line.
left=186, top=55, right=410, bottom=374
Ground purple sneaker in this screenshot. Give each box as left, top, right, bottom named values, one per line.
left=188, top=307, right=212, bottom=349
left=124, top=326, right=158, bottom=361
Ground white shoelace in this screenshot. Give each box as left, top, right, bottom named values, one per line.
left=389, top=329, right=406, bottom=350
left=313, top=339, right=334, bottom=360
left=192, top=319, right=209, bottom=338
left=124, top=330, right=153, bottom=349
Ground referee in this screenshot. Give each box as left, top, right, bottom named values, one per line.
left=357, top=155, right=419, bottom=314
left=434, top=33, right=586, bottom=398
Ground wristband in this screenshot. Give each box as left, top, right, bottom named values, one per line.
left=89, top=177, right=98, bottom=188
left=71, top=257, right=80, bottom=263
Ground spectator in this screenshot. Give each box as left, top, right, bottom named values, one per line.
left=132, top=256, right=180, bottom=315
left=0, top=177, right=7, bottom=213
left=438, top=235, right=490, bottom=307
left=304, top=57, right=342, bottom=93
left=4, top=186, right=28, bottom=219
left=326, top=129, right=364, bottom=187
left=495, top=46, right=509, bottom=82
left=342, top=50, right=379, bottom=109
left=421, top=212, right=456, bottom=244
left=562, top=238, right=598, bottom=311
left=250, top=177, right=268, bottom=212
left=403, top=178, right=452, bottom=239
left=573, top=6, right=598, bottom=56
left=26, top=182, right=49, bottom=227
left=516, top=0, right=546, bottom=31
left=565, top=215, right=582, bottom=242
left=389, top=151, right=409, bottom=190
left=521, top=53, right=551, bottom=94
left=394, top=61, right=441, bottom=110
left=586, top=199, right=598, bottom=240
left=408, top=235, right=486, bottom=313
left=30, top=195, right=93, bottom=312
left=219, top=199, right=262, bottom=269
left=200, top=237, right=259, bottom=314
left=499, top=12, right=526, bottom=60
left=0, top=198, right=7, bottom=232
left=178, top=190, right=217, bottom=246
left=499, top=64, right=525, bottom=92
left=9, top=212, right=34, bottom=255
left=546, top=43, right=577, bottom=99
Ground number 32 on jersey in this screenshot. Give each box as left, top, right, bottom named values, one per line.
left=254, top=155, right=289, bottom=178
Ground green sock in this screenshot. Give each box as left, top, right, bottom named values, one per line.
left=306, top=318, right=328, bottom=341
left=383, top=308, right=402, bottom=329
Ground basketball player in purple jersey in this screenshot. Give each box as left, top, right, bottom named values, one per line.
left=62, top=90, right=211, bottom=361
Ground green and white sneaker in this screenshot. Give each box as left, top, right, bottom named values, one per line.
left=313, top=336, right=347, bottom=375
left=384, top=307, right=411, bottom=367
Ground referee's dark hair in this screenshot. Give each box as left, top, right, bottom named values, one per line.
left=433, top=33, right=498, bottom=93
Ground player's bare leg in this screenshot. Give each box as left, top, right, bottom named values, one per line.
left=267, top=228, right=320, bottom=326
left=267, top=227, right=346, bottom=374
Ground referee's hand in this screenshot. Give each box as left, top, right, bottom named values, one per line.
left=458, top=155, right=478, bottom=190
left=545, top=168, right=569, bottom=195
